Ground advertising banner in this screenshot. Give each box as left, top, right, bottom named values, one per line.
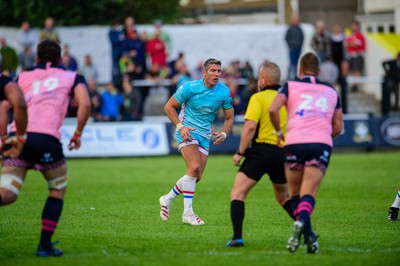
left=374, top=116, right=400, bottom=147
left=61, top=122, right=169, bottom=157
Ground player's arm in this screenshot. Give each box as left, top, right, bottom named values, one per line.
left=164, top=95, right=194, bottom=142
left=164, top=96, right=181, bottom=126
left=69, top=83, right=91, bottom=150
left=0, top=100, right=11, bottom=141
left=269, top=94, right=286, bottom=147
left=4, top=82, right=27, bottom=138
left=331, top=108, right=343, bottom=138
left=213, top=107, right=234, bottom=145
left=2, top=82, right=27, bottom=158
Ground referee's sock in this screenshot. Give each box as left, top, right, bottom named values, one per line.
left=283, top=198, right=296, bottom=220
left=231, top=200, right=245, bottom=240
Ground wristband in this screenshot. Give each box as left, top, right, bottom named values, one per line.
left=221, top=132, right=227, bottom=139
left=274, top=130, right=283, bottom=136
left=1, top=135, right=7, bottom=145
left=74, top=130, right=82, bottom=138
left=16, top=133, right=27, bottom=143
left=236, top=150, right=245, bottom=156
left=176, top=122, right=184, bottom=130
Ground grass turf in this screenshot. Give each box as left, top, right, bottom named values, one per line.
left=0, top=151, right=399, bottom=265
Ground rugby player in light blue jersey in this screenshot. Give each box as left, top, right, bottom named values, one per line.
left=160, top=58, right=234, bottom=225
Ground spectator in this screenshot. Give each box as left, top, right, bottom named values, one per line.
left=285, top=14, right=304, bottom=80
left=168, top=52, right=185, bottom=78
left=170, top=61, right=191, bottom=95
left=123, top=29, right=146, bottom=77
left=39, top=17, right=60, bottom=43
left=319, top=57, right=339, bottom=85
left=240, top=61, right=255, bottom=79
left=108, top=21, right=125, bottom=84
left=0, top=37, right=19, bottom=79
left=16, top=21, right=38, bottom=52
left=19, top=47, right=36, bottom=71
left=239, top=78, right=258, bottom=114
left=146, top=31, right=167, bottom=68
left=382, top=52, right=400, bottom=111
left=80, top=54, right=98, bottom=82
left=62, top=44, right=78, bottom=71
left=126, top=60, right=144, bottom=81
left=121, top=74, right=142, bottom=120
left=100, top=82, right=124, bottom=121
left=223, top=66, right=241, bottom=115
left=345, top=21, right=366, bottom=92
left=87, top=79, right=103, bottom=121
left=330, top=24, right=346, bottom=82
left=123, top=16, right=136, bottom=33
left=149, top=20, right=172, bottom=57
left=311, top=20, right=330, bottom=63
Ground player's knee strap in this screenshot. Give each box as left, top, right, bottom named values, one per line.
left=0, top=174, right=24, bottom=196
left=48, top=175, right=68, bottom=190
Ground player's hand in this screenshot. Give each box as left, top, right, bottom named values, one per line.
left=68, top=130, right=82, bottom=150
left=212, top=131, right=227, bottom=145
left=180, top=126, right=195, bottom=143
left=276, top=134, right=285, bottom=148
left=2, top=136, right=25, bottom=158
left=232, top=153, right=243, bottom=166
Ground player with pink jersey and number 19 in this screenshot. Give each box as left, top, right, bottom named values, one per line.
left=269, top=52, right=343, bottom=254
left=0, top=39, right=91, bottom=257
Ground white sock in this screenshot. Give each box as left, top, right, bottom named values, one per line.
left=165, top=175, right=185, bottom=202
left=182, top=175, right=197, bottom=213
left=391, top=188, right=400, bottom=208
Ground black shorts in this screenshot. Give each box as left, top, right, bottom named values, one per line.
left=348, top=55, right=364, bottom=73
left=284, top=143, right=332, bottom=174
left=239, top=143, right=286, bottom=184
left=2, top=133, right=66, bottom=171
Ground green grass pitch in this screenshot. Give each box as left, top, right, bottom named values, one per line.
left=0, top=151, right=399, bottom=265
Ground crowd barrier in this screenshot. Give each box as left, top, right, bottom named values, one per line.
left=60, top=115, right=400, bottom=157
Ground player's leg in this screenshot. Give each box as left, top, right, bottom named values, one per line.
left=36, top=163, right=67, bottom=257
left=298, top=166, right=324, bottom=254
left=226, top=171, right=257, bottom=247
left=388, top=187, right=400, bottom=221
left=159, top=134, right=202, bottom=221
left=285, top=168, right=304, bottom=253
left=180, top=144, right=205, bottom=225
left=159, top=174, right=186, bottom=221
left=0, top=166, right=28, bottom=205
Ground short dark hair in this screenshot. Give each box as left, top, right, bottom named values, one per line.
left=37, top=39, right=61, bottom=65
left=259, top=61, right=281, bottom=84
left=299, top=52, right=319, bottom=75
left=203, top=58, right=221, bottom=70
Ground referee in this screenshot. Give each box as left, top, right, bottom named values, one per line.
left=226, top=61, right=295, bottom=247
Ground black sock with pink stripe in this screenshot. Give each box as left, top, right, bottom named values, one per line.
left=40, top=197, right=63, bottom=249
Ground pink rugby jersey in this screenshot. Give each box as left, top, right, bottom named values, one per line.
left=278, top=76, right=341, bottom=147
left=10, top=63, right=86, bottom=139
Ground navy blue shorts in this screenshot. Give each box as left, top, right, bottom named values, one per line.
left=284, top=143, right=332, bottom=174
left=239, top=143, right=286, bottom=184
left=2, top=133, right=66, bottom=171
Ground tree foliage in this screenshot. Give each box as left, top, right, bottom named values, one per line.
left=0, top=0, right=183, bottom=27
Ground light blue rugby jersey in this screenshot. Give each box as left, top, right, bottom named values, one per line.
left=174, top=79, right=233, bottom=139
